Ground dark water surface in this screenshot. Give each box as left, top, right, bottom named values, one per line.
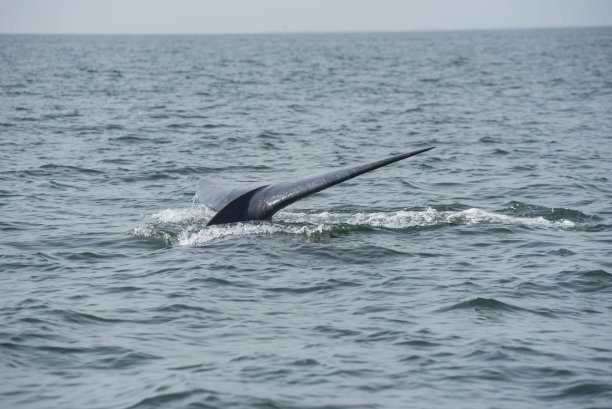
left=1, top=28, right=612, bottom=408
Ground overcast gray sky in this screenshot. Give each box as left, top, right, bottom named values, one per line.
left=1, top=0, right=611, bottom=34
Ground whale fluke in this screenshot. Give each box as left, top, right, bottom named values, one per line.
left=197, top=147, right=434, bottom=226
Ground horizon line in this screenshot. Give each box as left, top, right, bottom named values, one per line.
left=1, top=24, right=610, bottom=36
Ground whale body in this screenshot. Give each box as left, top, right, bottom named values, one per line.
left=197, top=147, right=434, bottom=226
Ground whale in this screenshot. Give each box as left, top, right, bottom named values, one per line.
left=197, top=147, right=434, bottom=226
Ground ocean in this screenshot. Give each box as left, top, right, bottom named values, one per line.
left=1, top=28, right=611, bottom=408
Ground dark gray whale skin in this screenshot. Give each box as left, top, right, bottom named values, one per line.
left=197, top=147, right=434, bottom=226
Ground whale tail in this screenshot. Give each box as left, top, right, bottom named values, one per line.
left=197, top=147, right=434, bottom=226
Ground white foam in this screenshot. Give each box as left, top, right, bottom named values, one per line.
left=278, top=208, right=575, bottom=230
left=177, top=222, right=325, bottom=246
left=447, top=208, right=575, bottom=229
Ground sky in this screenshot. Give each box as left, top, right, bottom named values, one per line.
left=1, top=0, right=611, bottom=34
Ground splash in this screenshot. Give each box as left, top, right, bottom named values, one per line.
left=151, top=206, right=214, bottom=224
left=131, top=205, right=577, bottom=246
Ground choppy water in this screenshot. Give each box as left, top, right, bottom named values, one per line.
left=1, top=28, right=612, bottom=408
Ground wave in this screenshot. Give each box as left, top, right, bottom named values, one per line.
left=557, top=269, right=612, bottom=293
left=437, top=297, right=557, bottom=318
left=503, top=201, right=594, bottom=223
left=130, top=203, right=580, bottom=246
left=438, top=297, right=521, bottom=312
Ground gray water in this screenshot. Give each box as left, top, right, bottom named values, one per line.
left=1, top=28, right=612, bottom=409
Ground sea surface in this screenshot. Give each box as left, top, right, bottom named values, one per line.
left=1, top=28, right=611, bottom=409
